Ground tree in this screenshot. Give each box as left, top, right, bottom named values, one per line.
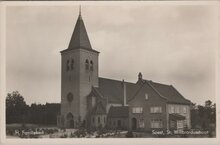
left=6, top=91, right=28, bottom=124
left=191, top=100, right=216, bottom=130
left=6, top=91, right=60, bottom=125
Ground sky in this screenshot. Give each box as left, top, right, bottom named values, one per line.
left=5, top=4, right=219, bottom=105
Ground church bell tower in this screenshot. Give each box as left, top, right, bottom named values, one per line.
left=59, top=9, right=99, bottom=128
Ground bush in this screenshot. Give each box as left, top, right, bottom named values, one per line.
left=60, top=134, right=68, bottom=138
left=74, top=129, right=86, bottom=138
left=126, top=131, right=134, bottom=138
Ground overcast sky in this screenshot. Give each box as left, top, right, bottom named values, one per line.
left=6, top=4, right=219, bottom=105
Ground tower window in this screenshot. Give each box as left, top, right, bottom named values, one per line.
left=90, top=61, right=93, bottom=71
left=71, top=59, right=74, bottom=70
left=66, top=60, right=70, bottom=71
left=85, top=59, right=89, bottom=70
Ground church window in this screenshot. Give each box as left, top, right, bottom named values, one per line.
left=92, top=117, right=95, bottom=123
left=67, top=93, right=74, bottom=102
left=91, top=97, right=96, bottom=107
left=104, top=116, right=106, bottom=123
left=98, top=116, right=100, bottom=124
left=66, top=60, right=70, bottom=71
left=90, top=61, right=93, bottom=71
left=85, top=59, right=89, bottom=70
left=71, top=59, right=74, bottom=70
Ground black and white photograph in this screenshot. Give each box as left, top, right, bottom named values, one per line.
left=0, top=1, right=219, bottom=143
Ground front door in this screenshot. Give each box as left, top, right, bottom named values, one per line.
left=132, top=118, right=137, bottom=130
left=69, top=120, right=74, bottom=128
left=117, top=120, right=121, bottom=128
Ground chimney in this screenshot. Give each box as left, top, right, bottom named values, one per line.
left=138, top=72, right=143, bottom=81
left=122, top=80, right=127, bottom=106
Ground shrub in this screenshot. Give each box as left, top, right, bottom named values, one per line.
left=60, top=134, right=68, bottom=138
left=74, top=129, right=86, bottom=138
left=126, top=131, right=134, bottom=138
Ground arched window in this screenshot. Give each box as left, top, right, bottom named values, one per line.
left=67, top=93, right=74, bottom=102
left=66, top=60, right=70, bottom=71
left=90, top=60, right=93, bottom=71
left=85, top=59, right=89, bottom=70
left=71, top=59, right=74, bottom=70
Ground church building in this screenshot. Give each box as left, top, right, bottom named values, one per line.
left=57, top=10, right=191, bottom=131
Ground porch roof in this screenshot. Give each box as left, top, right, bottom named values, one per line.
left=169, top=113, right=186, bottom=120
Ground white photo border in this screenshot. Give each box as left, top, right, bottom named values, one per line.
left=0, top=1, right=220, bottom=145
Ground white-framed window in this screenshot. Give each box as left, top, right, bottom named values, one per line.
left=150, top=106, right=162, bottom=113
left=139, top=119, right=145, bottom=128
left=183, top=120, right=187, bottom=128
left=151, top=119, right=163, bottom=128
left=177, top=120, right=184, bottom=129
left=175, top=106, right=180, bottom=113
left=183, top=106, right=187, bottom=114
left=145, top=93, right=148, bottom=100
left=132, top=107, right=143, bottom=113
left=170, top=106, right=175, bottom=113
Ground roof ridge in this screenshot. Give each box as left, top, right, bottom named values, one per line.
left=144, top=79, right=171, bottom=87
left=99, top=77, right=135, bottom=85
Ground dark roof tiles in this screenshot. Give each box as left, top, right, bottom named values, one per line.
left=108, top=106, right=129, bottom=118
left=68, top=14, right=92, bottom=50
left=147, top=80, right=191, bottom=104
left=96, top=77, right=191, bottom=105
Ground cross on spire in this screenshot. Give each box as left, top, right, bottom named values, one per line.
left=79, top=5, right=81, bottom=16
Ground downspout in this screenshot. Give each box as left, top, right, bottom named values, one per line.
left=123, top=80, right=127, bottom=106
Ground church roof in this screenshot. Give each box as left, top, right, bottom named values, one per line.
left=95, top=77, right=140, bottom=104
left=95, top=77, right=191, bottom=105
left=108, top=106, right=129, bottom=118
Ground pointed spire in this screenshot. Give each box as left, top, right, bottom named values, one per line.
left=68, top=7, right=92, bottom=50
